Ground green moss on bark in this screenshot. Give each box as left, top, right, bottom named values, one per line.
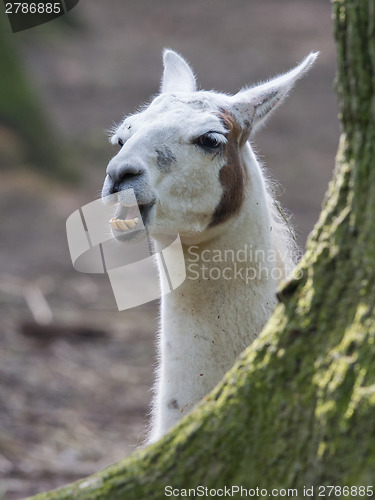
left=27, top=0, right=375, bottom=497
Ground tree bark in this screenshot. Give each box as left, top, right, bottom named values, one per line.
left=27, top=0, right=375, bottom=498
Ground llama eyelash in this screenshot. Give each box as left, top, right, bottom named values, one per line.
left=202, top=132, right=228, bottom=145
left=192, top=132, right=228, bottom=151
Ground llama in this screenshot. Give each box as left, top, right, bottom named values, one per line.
left=102, top=49, right=317, bottom=443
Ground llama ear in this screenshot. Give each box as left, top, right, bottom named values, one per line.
left=230, top=52, right=319, bottom=135
left=161, top=49, right=197, bottom=93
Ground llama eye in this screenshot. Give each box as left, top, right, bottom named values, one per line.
left=196, top=133, right=223, bottom=150
left=118, top=138, right=124, bottom=148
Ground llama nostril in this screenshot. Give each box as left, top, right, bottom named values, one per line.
left=122, top=171, right=142, bottom=181
left=111, top=181, right=120, bottom=194
left=117, top=170, right=143, bottom=190
left=108, top=168, right=144, bottom=194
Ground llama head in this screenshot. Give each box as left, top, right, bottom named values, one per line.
left=102, top=49, right=318, bottom=243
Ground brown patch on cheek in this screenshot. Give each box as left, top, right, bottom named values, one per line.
left=208, top=110, right=248, bottom=228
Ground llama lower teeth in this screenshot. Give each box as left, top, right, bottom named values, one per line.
left=109, top=217, right=139, bottom=232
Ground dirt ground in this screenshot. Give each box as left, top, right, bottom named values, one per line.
left=0, top=1, right=339, bottom=498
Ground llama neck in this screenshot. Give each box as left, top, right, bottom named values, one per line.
left=149, top=183, right=283, bottom=442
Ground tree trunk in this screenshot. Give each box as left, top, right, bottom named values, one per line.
left=28, top=0, right=375, bottom=498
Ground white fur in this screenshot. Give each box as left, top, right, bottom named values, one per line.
left=102, top=50, right=318, bottom=443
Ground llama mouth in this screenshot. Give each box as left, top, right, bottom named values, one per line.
left=109, top=200, right=155, bottom=236
left=109, top=216, right=139, bottom=232
left=109, top=202, right=141, bottom=234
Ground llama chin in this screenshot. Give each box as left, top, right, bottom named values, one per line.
left=102, top=49, right=318, bottom=443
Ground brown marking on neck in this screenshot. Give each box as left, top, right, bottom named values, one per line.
left=208, top=109, right=248, bottom=228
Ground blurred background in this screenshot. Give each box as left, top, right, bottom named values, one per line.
left=0, top=1, right=339, bottom=498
